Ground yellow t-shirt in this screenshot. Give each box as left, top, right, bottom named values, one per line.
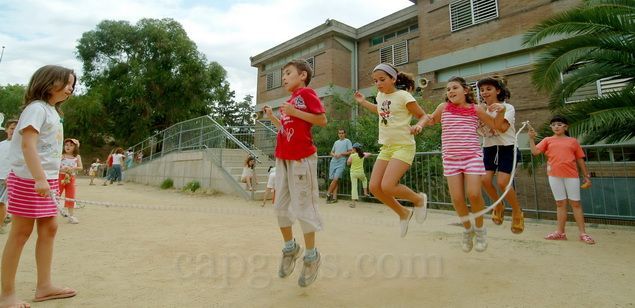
left=349, top=154, right=365, bottom=173
left=376, top=90, right=417, bottom=145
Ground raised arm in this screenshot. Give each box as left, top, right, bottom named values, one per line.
left=527, top=127, right=542, bottom=156
left=263, top=105, right=281, bottom=129
left=476, top=103, right=505, bottom=129
left=353, top=91, right=379, bottom=114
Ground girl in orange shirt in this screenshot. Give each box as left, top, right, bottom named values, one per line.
left=528, top=115, right=595, bottom=244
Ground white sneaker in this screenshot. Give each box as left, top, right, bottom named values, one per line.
left=400, top=209, right=414, bottom=238
left=414, top=193, right=428, bottom=224
left=68, top=216, right=79, bottom=224
left=474, top=227, right=488, bottom=252
left=461, top=228, right=474, bottom=253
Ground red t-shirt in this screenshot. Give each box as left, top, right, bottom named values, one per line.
left=274, top=87, right=325, bottom=160
left=535, top=136, right=585, bottom=178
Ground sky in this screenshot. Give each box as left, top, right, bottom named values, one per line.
left=0, top=0, right=413, bottom=101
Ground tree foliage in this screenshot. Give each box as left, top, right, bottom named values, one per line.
left=76, top=18, right=230, bottom=145
left=0, top=84, right=25, bottom=122
left=523, top=0, right=635, bottom=143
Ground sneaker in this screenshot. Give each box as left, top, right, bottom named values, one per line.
left=298, top=251, right=321, bottom=287
left=3, top=215, right=11, bottom=225
left=544, top=231, right=567, bottom=240
left=474, top=227, right=488, bottom=252
left=414, top=193, right=428, bottom=224
left=325, top=194, right=332, bottom=204
left=461, top=228, right=474, bottom=253
left=349, top=201, right=356, bottom=208
left=278, top=244, right=303, bottom=278
left=579, top=233, right=595, bottom=245
left=400, top=209, right=414, bottom=238
left=68, top=216, right=79, bottom=224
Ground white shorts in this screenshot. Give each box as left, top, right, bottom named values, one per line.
left=548, top=176, right=581, bottom=201
left=275, top=154, right=322, bottom=233
left=266, top=172, right=276, bottom=189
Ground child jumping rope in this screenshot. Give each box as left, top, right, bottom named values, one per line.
left=423, top=76, right=505, bottom=252
left=346, top=143, right=370, bottom=208
left=0, top=65, right=78, bottom=308
left=353, top=63, right=428, bottom=238
left=528, top=115, right=595, bottom=244
left=476, top=75, right=524, bottom=233
left=263, top=59, right=327, bottom=287
left=59, top=138, right=83, bottom=224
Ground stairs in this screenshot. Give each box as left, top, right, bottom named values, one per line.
left=221, top=149, right=276, bottom=200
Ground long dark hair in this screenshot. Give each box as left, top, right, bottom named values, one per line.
left=23, top=65, right=76, bottom=115
left=445, top=76, right=476, bottom=104
left=477, top=75, right=511, bottom=102
left=354, top=146, right=364, bottom=158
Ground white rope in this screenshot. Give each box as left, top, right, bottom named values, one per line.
left=457, top=121, right=531, bottom=223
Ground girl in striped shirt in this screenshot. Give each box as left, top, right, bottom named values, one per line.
left=424, top=77, right=505, bottom=253
left=0, top=65, right=78, bottom=307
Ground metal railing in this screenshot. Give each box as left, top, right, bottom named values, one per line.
left=318, top=144, right=635, bottom=222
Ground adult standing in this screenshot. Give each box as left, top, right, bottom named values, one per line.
left=326, top=129, right=352, bottom=203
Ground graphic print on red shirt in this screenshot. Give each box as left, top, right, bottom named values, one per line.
left=275, top=87, right=325, bottom=160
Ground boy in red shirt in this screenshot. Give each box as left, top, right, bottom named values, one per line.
left=263, top=59, right=327, bottom=287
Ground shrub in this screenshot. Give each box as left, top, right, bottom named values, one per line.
left=160, top=178, right=174, bottom=189
left=183, top=180, right=201, bottom=192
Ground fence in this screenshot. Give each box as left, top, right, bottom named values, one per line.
left=318, top=144, right=635, bottom=222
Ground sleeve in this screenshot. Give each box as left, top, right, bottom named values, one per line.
left=17, top=103, right=47, bottom=134
left=331, top=142, right=336, bottom=153
left=299, top=88, right=325, bottom=114
left=573, top=140, right=586, bottom=159
left=535, top=137, right=548, bottom=153
left=401, top=90, right=416, bottom=103
left=346, top=140, right=353, bottom=151
left=503, top=103, right=515, bottom=126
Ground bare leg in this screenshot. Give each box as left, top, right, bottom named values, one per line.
left=303, top=232, right=315, bottom=250
left=280, top=226, right=293, bottom=243
left=465, top=174, right=485, bottom=228
left=380, top=159, right=425, bottom=206
left=555, top=200, right=568, bottom=233
left=569, top=200, right=587, bottom=234
left=446, top=174, right=471, bottom=229
left=369, top=159, right=410, bottom=219
left=0, top=216, right=35, bottom=308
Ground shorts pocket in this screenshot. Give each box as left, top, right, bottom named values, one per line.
left=293, top=160, right=309, bottom=201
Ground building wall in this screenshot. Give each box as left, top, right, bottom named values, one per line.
left=416, top=0, right=582, bottom=127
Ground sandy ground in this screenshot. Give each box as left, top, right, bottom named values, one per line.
left=2, top=177, right=634, bottom=308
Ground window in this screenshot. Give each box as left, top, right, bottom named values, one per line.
left=369, top=23, right=419, bottom=46
left=449, top=0, right=499, bottom=32
left=266, top=69, right=281, bottom=91
left=380, top=41, right=408, bottom=66
left=305, top=57, right=315, bottom=71
left=562, top=66, right=632, bottom=103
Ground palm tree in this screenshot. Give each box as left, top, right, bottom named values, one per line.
left=523, top=0, right=635, bottom=144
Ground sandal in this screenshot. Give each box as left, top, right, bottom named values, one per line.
left=491, top=204, right=504, bottom=225
left=579, top=233, right=595, bottom=245
left=544, top=231, right=567, bottom=240
left=511, top=211, right=524, bottom=234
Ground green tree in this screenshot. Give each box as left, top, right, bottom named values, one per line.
left=523, top=0, right=635, bottom=143
left=76, top=18, right=228, bottom=145
left=0, top=84, right=25, bottom=121
left=61, top=92, right=108, bottom=149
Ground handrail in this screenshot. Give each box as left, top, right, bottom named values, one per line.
left=205, top=115, right=262, bottom=163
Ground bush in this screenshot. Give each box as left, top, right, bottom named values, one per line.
left=160, top=178, right=174, bottom=189
left=182, top=180, right=201, bottom=192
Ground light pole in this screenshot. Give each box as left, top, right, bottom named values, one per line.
left=0, top=46, right=5, bottom=65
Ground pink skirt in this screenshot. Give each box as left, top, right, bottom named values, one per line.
left=7, top=172, right=60, bottom=219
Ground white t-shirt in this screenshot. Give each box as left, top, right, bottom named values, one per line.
left=0, top=140, right=11, bottom=179
left=112, top=153, right=125, bottom=166
left=478, top=102, right=516, bottom=147
left=9, top=101, right=64, bottom=179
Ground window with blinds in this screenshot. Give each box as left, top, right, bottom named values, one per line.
left=266, top=69, right=282, bottom=91
left=562, top=73, right=633, bottom=103
left=449, top=0, right=499, bottom=32
left=379, top=41, right=408, bottom=66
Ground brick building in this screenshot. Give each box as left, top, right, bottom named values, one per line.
left=249, top=0, right=582, bottom=139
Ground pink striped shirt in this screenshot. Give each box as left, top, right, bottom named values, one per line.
left=441, top=103, right=481, bottom=160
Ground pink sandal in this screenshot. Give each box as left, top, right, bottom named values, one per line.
left=544, top=231, right=567, bottom=240
left=579, top=233, right=595, bottom=244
